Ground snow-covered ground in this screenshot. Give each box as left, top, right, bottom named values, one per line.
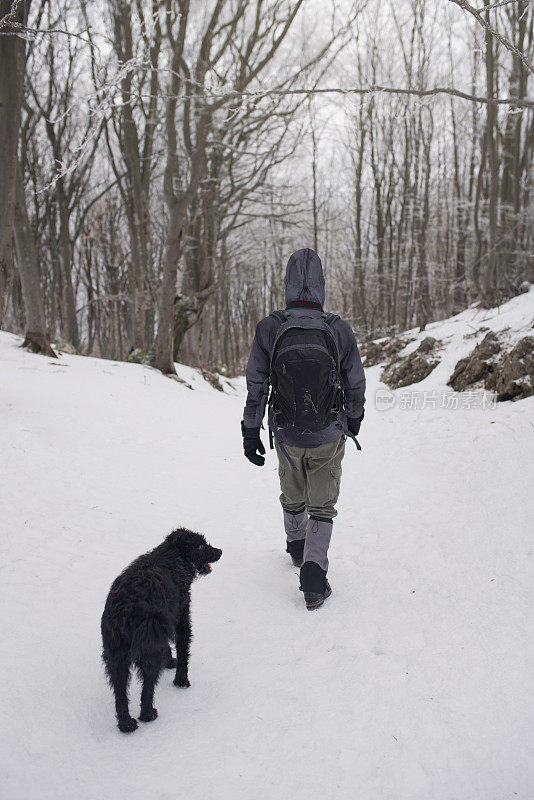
left=1, top=290, right=533, bottom=800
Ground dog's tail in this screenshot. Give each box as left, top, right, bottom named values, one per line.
left=129, top=603, right=173, bottom=660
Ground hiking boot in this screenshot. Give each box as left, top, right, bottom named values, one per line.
left=286, top=538, right=305, bottom=567
left=299, top=561, right=332, bottom=610
left=302, top=580, right=332, bottom=610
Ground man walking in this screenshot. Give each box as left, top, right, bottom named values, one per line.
left=241, top=248, right=366, bottom=609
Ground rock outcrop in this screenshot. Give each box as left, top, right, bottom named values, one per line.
left=448, top=331, right=501, bottom=392
left=486, top=336, right=534, bottom=401
left=449, top=332, right=534, bottom=401
left=381, top=337, right=440, bottom=389
left=361, top=337, right=411, bottom=367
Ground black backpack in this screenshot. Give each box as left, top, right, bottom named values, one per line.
left=265, top=310, right=361, bottom=461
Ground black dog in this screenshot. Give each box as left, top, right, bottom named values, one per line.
left=101, top=528, right=222, bottom=733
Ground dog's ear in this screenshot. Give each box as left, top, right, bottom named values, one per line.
left=165, top=528, right=189, bottom=547
left=166, top=529, right=201, bottom=560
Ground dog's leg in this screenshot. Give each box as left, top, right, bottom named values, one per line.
left=164, top=645, right=176, bottom=669
left=138, top=656, right=161, bottom=723
left=173, top=603, right=191, bottom=688
left=108, top=658, right=138, bottom=733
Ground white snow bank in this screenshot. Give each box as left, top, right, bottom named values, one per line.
left=1, top=292, right=533, bottom=800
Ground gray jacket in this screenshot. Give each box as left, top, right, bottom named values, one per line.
left=242, top=248, right=366, bottom=447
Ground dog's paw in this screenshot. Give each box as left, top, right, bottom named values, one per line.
left=118, top=716, right=138, bottom=733
left=165, top=656, right=177, bottom=669
left=139, top=708, right=158, bottom=723
left=173, top=674, right=191, bottom=688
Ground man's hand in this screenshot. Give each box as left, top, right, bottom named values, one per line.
left=347, top=410, right=364, bottom=437
left=241, top=422, right=265, bottom=466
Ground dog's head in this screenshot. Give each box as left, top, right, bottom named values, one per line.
left=165, top=528, right=222, bottom=576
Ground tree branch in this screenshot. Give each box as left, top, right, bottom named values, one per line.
left=448, top=0, right=534, bottom=75
left=184, top=84, right=534, bottom=108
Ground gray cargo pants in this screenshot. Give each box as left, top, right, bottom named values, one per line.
left=275, top=437, right=345, bottom=571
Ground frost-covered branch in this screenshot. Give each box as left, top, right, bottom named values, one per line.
left=449, top=0, right=534, bottom=75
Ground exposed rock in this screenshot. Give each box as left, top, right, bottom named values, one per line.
left=486, top=336, right=534, bottom=401
left=360, top=341, right=385, bottom=366
left=417, top=336, right=437, bottom=354
left=53, top=338, right=78, bottom=355
left=201, top=368, right=224, bottom=392
left=448, top=332, right=533, bottom=402
left=384, top=338, right=412, bottom=358
left=448, top=356, right=486, bottom=390
left=473, top=331, right=501, bottom=360
left=381, top=337, right=440, bottom=389
left=127, top=348, right=151, bottom=365
left=361, top=337, right=411, bottom=367
left=448, top=331, right=501, bottom=392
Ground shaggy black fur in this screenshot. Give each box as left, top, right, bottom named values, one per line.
left=101, top=528, right=222, bottom=733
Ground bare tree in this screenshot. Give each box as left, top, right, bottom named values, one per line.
left=105, top=0, right=163, bottom=352
left=153, top=0, right=343, bottom=374
left=13, top=166, right=56, bottom=355
left=0, top=0, right=30, bottom=322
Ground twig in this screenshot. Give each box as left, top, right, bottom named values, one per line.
left=0, top=0, right=96, bottom=47
left=449, top=0, right=534, bottom=75
left=0, top=0, right=23, bottom=29
left=475, top=0, right=522, bottom=10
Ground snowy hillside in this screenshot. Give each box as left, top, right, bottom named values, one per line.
left=365, top=285, right=534, bottom=398
left=1, top=290, right=533, bottom=800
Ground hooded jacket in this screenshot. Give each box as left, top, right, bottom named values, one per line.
left=242, top=248, right=366, bottom=447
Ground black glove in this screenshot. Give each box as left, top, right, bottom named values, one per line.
left=347, top=410, right=364, bottom=437
left=241, top=421, right=265, bottom=466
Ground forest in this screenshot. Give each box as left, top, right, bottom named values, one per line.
left=1, top=0, right=533, bottom=374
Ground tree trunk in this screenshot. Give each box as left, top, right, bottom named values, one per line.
left=57, top=186, right=80, bottom=348
left=311, top=114, right=319, bottom=253
left=13, top=168, right=56, bottom=356
left=483, top=12, right=499, bottom=302
left=415, top=121, right=432, bottom=329
left=110, top=0, right=161, bottom=350
left=0, top=0, right=30, bottom=322
left=352, top=119, right=367, bottom=330
left=369, top=108, right=386, bottom=330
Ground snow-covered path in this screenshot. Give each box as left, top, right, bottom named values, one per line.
left=1, top=295, right=533, bottom=800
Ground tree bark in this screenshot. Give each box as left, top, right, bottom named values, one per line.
left=351, top=111, right=367, bottom=330
left=58, top=195, right=79, bottom=347
left=0, top=0, right=30, bottom=322
left=415, top=116, right=432, bottom=329
left=110, top=0, right=162, bottom=350
left=13, top=167, right=56, bottom=356
left=483, top=11, right=499, bottom=302
left=152, top=0, right=190, bottom=375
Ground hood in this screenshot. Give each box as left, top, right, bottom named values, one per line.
left=284, top=248, right=325, bottom=306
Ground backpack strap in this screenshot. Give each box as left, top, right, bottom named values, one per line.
left=322, top=312, right=340, bottom=326
left=344, top=428, right=362, bottom=451
left=324, top=311, right=362, bottom=450
left=269, top=423, right=297, bottom=470
left=262, top=312, right=287, bottom=448
left=266, top=310, right=297, bottom=467
left=270, top=309, right=290, bottom=323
